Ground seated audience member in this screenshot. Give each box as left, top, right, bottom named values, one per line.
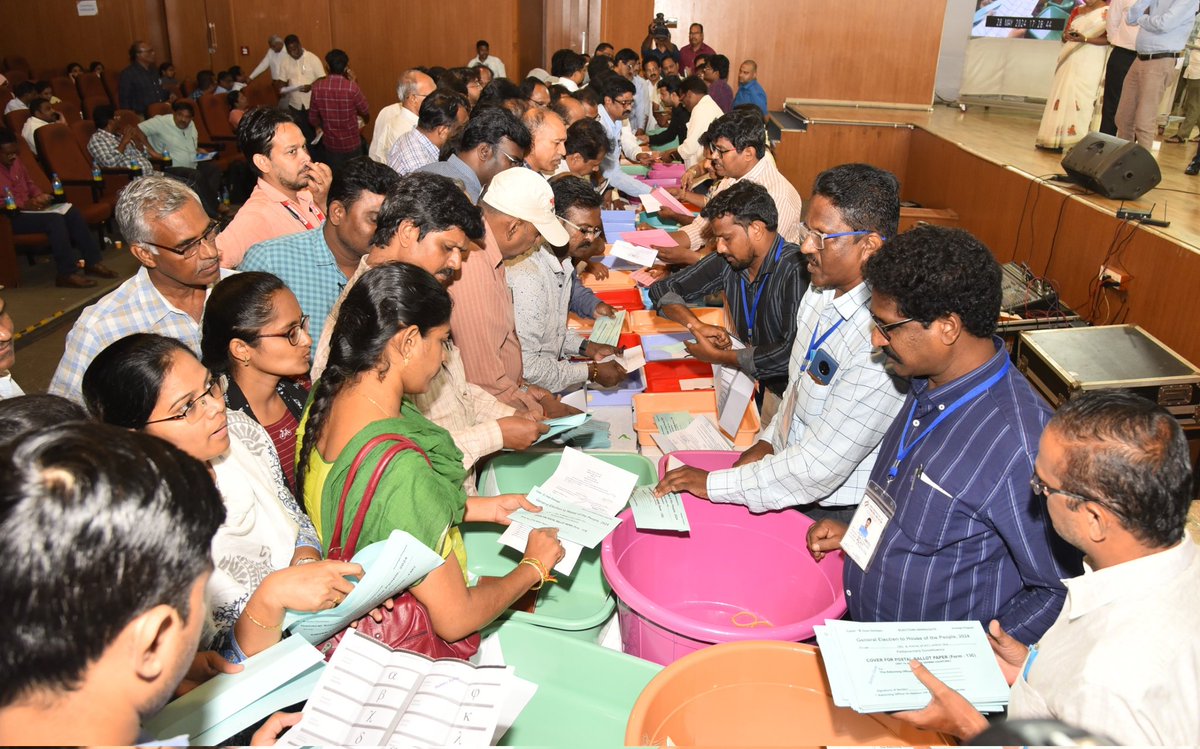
left=217, top=107, right=333, bottom=267
left=35, top=81, right=60, bottom=106
left=593, top=74, right=651, bottom=198
left=0, top=130, right=115, bottom=289
left=83, top=334, right=352, bottom=664
left=893, top=390, right=1200, bottom=747
left=657, top=164, right=904, bottom=519
left=369, top=69, right=435, bottom=163
left=0, top=294, right=18, bottom=399
left=202, top=273, right=313, bottom=491
left=88, top=104, right=156, bottom=173
left=649, top=75, right=689, bottom=148
left=559, top=117, right=609, bottom=180
left=66, top=62, right=85, bottom=82
left=574, top=85, right=602, bottom=119
left=670, top=75, right=724, bottom=169
left=119, top=40, right=168, bottom=117
left=214, top=70, right=236, bottom=95
left=702, top=54, right=734, bottom=112
left=388, top=89, right=469, bottom=176
left=308, top=48, right=369, bottom=172
left=228, top=89, right=246, bottom=129
left=416, top=106, right=531, bottom=204
left=158, top=61, right=178, bottom=90
left=450, top=167, right=576, bottom=416
left=0, top=394, right=87, bottom=443
left=733, top=59, right=768, bottom=116
left=507, top=176, right=623, bottom=393
left=476, top=64, right=495, bottom=88
left=190, top=70, right=217, bottom=101
left=550, top=94, right=586, bottom=125
left=247, top=35, right=286, bottom=83
left=808, top=224, right=1079, bottom=643
left=467, top=39, right=507, bottom=79
left=275, top=34, right=326, bottom=140
left=647, top=181, right=807, bottom=401
left=139, top=100, right=224, bottom=217
left=21, top=97, right=64, bottom=154
left=49, top=176, right=231, bottom=400
left=520, top=77, right=551, bottom=108
left=89, top=62, right=105, bottom=75
left=550, top=49, right=587, bottom=92
left=614, top=48, right=653, bottom=133
left=241, top=156, right=397, bottom=343
left=522, top=106, right=568, bottom=176
left=3, top=81, right=35, bottom=115
left=297, top=263, right=564, bottom=642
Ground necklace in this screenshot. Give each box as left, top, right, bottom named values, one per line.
left=360, top=391, right=396, bottom=418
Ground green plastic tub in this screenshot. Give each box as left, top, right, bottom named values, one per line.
left=493, top=620, right=661, bottom=746
left=463, top=452, right=658, bottom=640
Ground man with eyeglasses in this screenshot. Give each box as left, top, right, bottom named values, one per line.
left=416, top=106, right=531, bottom=205
left=807, top=224, right=1078, bottom=646
left=655, top=164, right=904, bottom=521
left=369, top=69, right=436, bottom=164
left=118, top=39, right=168, bottom=117
left=50, top=176, right=234, bottom=401
left=891, top=390, right=1200, bottom=746
left=594, top=73, right=653, bottom=199
left=506, top=175, right=625, bottom=393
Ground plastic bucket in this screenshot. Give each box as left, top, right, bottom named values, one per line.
left=624, top=640, right=948, bottom=747
left=600, top=451, right=845, bottom=665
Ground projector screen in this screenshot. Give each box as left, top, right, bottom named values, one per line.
left=972, top=0, right=1080, bottom=41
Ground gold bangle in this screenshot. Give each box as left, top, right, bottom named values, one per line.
left=244, top=607, right=282, bottom=630
left=519, top=557, right=557, bottom=589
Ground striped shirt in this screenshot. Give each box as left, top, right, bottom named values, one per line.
left=87, top=127, right=155, bottom=173
left=683, top=152, right=804, bottom=249
left=387, top=128, right=440, bottom=176
left=706, top=282, right=906, bottom=509
left=844, top=340, right=1077, bottom=645
left=647, top=238, right=808, bottom=395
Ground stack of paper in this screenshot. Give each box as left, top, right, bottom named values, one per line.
left=651, top=414, right=733, bottom=453
left=653, top=411, right=693, bottom=434
left=588, top=310, right=626, bottom=347
left=598, top=344, right=645, bottom=373
left=608, top=240, right=658, bottom=268
left=561, top=418, right=612, bottom=449
left=601, top=209, right=637, bottom=240
left=814, top=620, right=1011, bottom=714
left=533, top=412, right=592, bottom=444
left=620, top=229, right=678, bottom=248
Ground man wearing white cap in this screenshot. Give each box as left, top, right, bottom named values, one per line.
left=449, top=168, right=577, bottom=417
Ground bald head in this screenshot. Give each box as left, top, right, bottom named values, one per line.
left=398, top=69, right=436, bottom=113
left=738, top=60, right=758, bottom=86
left=551, top=95, right=587, bottom=126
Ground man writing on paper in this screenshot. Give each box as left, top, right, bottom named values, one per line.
left=808, top=225, right=1079, bottom=644
left=656, top=165, right=905, bottom=524
left=645, top=181, right=807, bottom=414
left=507, top=175, right=626, bottom=393
left=891, top=391, right=1200, bottom=746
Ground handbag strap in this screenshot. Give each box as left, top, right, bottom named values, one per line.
left=327, top=433, right=431, bottom=561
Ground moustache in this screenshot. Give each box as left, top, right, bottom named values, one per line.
left=881, top=345, right=903, bottom=364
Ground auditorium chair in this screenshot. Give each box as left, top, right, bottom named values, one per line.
left=50, top=76, right=83, bottom=111
left=0, top=213, right=27, bottom=287
left=197, top=93, right=235, bottom=141
left=68, top=119, right=95, bottom=153
left=82, top=94, right=110, bottom=119
left=146, top=101, right=172, bottom=118
left=28, top=125, right=115, bottom=236
left=2, top=69, right=28, bottom=86
left=75, top=73, right=109, bottom=106
left=2, top=56, right=32, bottom=75
left=4, top=108, right=31, bottom=136
left=101, top=70, right=121, bottom=107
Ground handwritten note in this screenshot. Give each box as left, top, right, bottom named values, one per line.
left=588, top=310, right=626, bottom=347
left=629, top=487, right=690, bottom=532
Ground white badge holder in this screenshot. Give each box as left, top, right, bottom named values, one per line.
left=839, top=481, right=896, bottom=571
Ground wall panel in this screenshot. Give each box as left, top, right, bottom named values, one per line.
left=544, top=0, right=590, bottom=62
left=0, top=0, right=168, bottom=77
left=772, top=124, right=912, bottom=203
left=599, top=0, right=655, bottom=54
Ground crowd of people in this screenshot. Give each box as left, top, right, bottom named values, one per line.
left=0, top=20, right=1197, bottom=747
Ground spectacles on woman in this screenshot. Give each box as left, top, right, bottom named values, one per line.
left=797, top=222, right=881, bottom=252
left=257, top=314, right=310, bottom=346
left=560, top=216, right=603, bottom=240
left=145, top=374, right=228, bottom=425
left=139, top=220, right=222, bottom=259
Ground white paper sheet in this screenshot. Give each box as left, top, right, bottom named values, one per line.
left=599, top=344, right=646, bottom=373
left=506, top=487, right=623, bottom=548
left=714, top=337, right=755, bottom=439
left=609, top=239, right=659, bottom=267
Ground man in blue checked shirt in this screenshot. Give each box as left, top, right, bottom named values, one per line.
left=808, top=225, right=1081, bottom=645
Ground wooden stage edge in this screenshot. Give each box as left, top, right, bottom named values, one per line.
left=771, top=102, right=1200, bottom=367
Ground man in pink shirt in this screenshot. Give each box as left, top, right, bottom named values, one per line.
left=217, top=107, right=332, bottom=268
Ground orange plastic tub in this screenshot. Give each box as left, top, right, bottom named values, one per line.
left=628, top=308, right=727, bottom=335
left=580, top=269, right=636, bottom=292
left=625, top=640, right=950, bottom=747
left=632, top=391, right=759, bottom=447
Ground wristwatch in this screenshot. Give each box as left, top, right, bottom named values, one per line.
left=579, top=340, right=589, bottom=356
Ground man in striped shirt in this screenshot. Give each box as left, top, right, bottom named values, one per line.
left=809, top=225, right=1079, bottom=644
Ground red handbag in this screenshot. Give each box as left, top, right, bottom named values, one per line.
left=316, top=433, right=480, bottom=661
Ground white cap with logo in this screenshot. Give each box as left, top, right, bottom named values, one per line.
left=481, top=167, right=569, bottom=246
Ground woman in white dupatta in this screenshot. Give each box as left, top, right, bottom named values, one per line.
left=1036, top=0, right=1110, bottom=151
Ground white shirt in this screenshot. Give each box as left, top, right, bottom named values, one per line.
left=21, top=116, right=49, bottom=154
left=1107, top=0, right=1141, bottom=49
left=4, top=98, right=27, bottom=115
left=682, top=152, right=804, bottom=248
left=706, top=282, right=907, bottom=510
left=678, top=94, right=725, bottom=168
left=276, top=49, right=325, bottom=109
left=369, top=103, right=418, bottom=163
left=0, top=373, right=23, bottom=399
left=249, top=46, right=287, bottom=81
left=556, top=77, right=580, bottom=92
left=467, top=55, right=506, bottom=79
left=1009, top=536, right=1200, bottom=746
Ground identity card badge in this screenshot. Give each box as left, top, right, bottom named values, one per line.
left=840, top=481, right=896, bottom=571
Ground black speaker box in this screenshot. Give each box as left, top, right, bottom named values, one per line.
left=1061, top=133, right=1161, bottom=200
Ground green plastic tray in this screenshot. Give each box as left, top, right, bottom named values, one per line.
left=493, top=621, right=661, bottom=746
left=621, top=164, right=650, bottom=176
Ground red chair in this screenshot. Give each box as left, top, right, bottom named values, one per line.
left=51, top=76, right=82, bottom=107
left=82, top=94, right=110, bottom=119
left=2, top=56, right=32, bottom=75
left=102, top=70, right=121, bottom=107
left=2, top=69, right=28, bottom=87
left=198, top=93, right=235, bottom=141
left=146, top=101, right=172, bottom=118
left=69, top=119, right=96, bottom=152
left=31, top=125, right=115, bottom=233
left=75, top=73, right=109, bottom=105
left=4, top=109, right=31, bottom=137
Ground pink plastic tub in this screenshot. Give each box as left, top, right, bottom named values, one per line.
left=599, top=451, right=847, bottom=666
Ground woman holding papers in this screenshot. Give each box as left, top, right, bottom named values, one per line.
left=298, top=263, right=565, bottom=643
left=82, top=334, right=361, bottom=663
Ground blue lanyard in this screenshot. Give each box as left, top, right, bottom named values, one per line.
left=887, top=358, right=1010, bottom=481
left=738, top=237, right=784, bottom=337
left=800, top=317, right=844, bottom=373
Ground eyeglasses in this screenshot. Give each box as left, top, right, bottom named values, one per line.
left=870, top=313, right=917, bottom=342
left=613, top=97, right=635, bottom=108
left=797, top=222, right=880, bottom=252
left=257, top=314, right=310, bottom=346
left=497, top=149, right=525, bottom=168
left=560, top=216, right=603, bottom=239
left=145, top=374, right=227, bottom=425
left=1030, top=472, right=1123, bottom=518
left=711, top=143, right=734, bottom=157
left=140, top=220, right=221, bottom=259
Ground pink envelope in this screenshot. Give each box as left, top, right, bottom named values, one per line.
left=637, top=177, right=679, bottom=187
left=621, top=229, right=679, bottom=248
left=650, top=164, right=687, bottom=178
left=651, top=187, right=690, bottom=214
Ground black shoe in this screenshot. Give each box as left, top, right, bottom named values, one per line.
left=1186, top=160, right=1200, bottom=176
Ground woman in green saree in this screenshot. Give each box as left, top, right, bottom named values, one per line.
left=297, top=262, right=564, bottom=642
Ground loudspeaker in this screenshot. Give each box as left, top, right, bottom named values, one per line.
left=1061, top=133, right=1161, bottom=200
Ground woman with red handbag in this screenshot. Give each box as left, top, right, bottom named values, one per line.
left=82, top=333, right=363, bottom=664
left=297, top=263, right=564, bottom=651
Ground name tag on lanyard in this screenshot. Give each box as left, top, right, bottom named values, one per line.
left=840, top=481, right=896, bottom=571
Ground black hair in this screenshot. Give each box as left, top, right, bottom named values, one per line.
left=34, top=80, right=51, bottom=94
left=693, top=54, right=710, bottom=70
left=436, top=68, right=470, bottom=98
left=550, top=175, right=602, bottom=216
left=450, top=66, right=480, bottom=84
left=201, top=272, right=288, bottom=374
left=478, top=77, right=524, bottom=107
left=1051, top=390, right=1193, bottom=547
left=0, top=395, right=89, bottom=446
left=296, top=263, right=452, bottom=492
left=27, top=97, right=49, bottom=116
left=171, top=99, right=194, bottom=115
left=418, top=89, right=469, bottom=131
left=227, top=89, right=243, bottom=111
left=564, top=117, right=608, bottom=161
left=864, top=224, right=1000, bottom=338
left=127, top=43, right=142, bottom=63
left=88, top=61, right=103, bottom=73
left=372, top=172, right=484, bottom=247
left=283, top=34, right=300, bottom=47
left=595, top=72, right=635, bottom=101
left=66, top=62, right=83, bottom=75
left=12, top=81, right=36, bottom=100
left=708, top=54, right=730, bottom=79
left=548, top=84, right=569, bottom=103
left=238, top=106, right=297, bottom=176
left=690, top=22, right=705, bottom=32
left=0, top=422, right=224, bottom=708
left=704, top=108, right=767, bottom=158
left=195, top=70, right=215, bottom=89
left=701, top=180, right=779, bottom=232
left=574, top=86, right=602, bottom=109
left=158, top=62, right=174, bottom=76
left=425, top=65, right=447, bottom=80
left=458, top=106, right=530, bottom=153
left=229, top=65, right=243, bottom=78
left=680, top=75, right=708, bottom=97
left=93, top=104, right=116, bottom=130
left=82, top=334, right=193, bottom=429
left=325, top=48, right=349, bottom=76
left=812, top=163, right=901, bottom=243
left=216, top=70, right=234, bottom=84
left=614, top=48, right=640, bottom=65
left=595, top=42, right=615, bottom=56
left=519, top=77, right=548, bottom=102
left=328, top=156, right=401, bottom=210
left=656, top=75, right=683, bottom=96
left=550, top=49, right=585, bottom=78
left=588, top=55, right=615, bottom=81
left=476, top=39, right=489, bottom=49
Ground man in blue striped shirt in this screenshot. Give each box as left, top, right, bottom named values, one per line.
left=808, top=225, right=1080, bottom=644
